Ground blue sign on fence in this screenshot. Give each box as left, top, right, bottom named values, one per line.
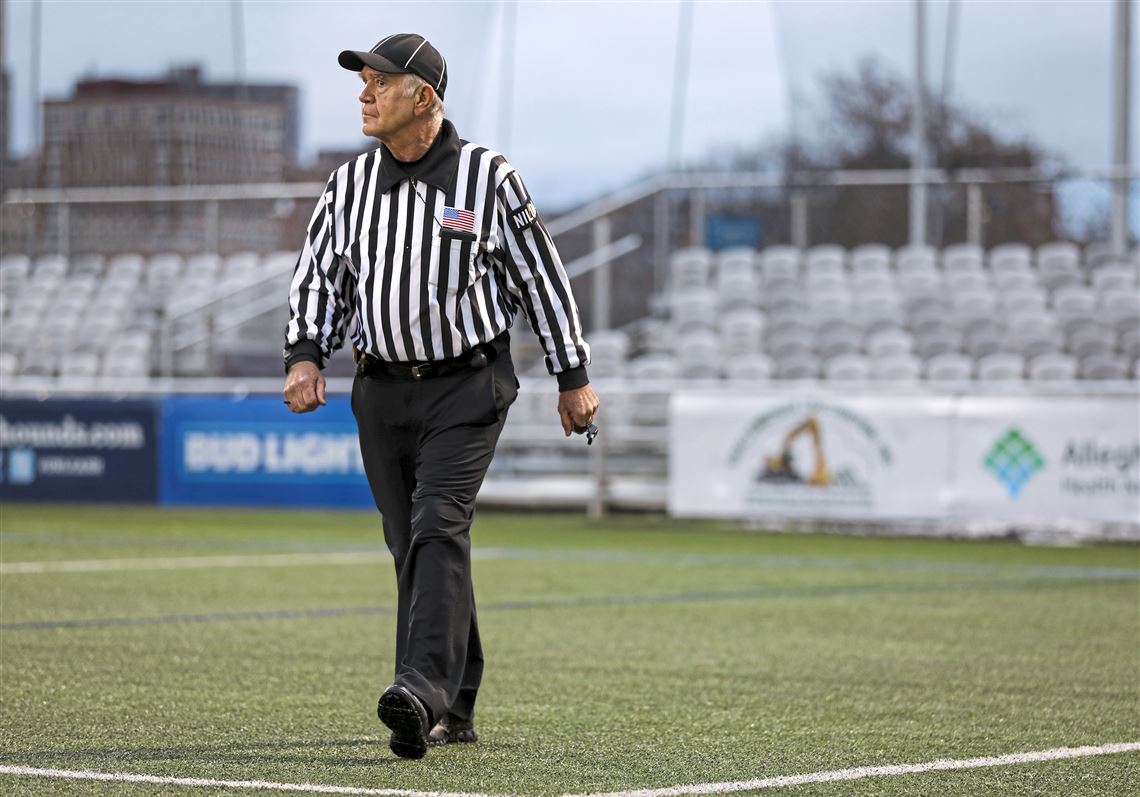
left=0, top=399, right=160, bottom=502
left=705, top=214, right=763, bottom=251
left=159, top=396, right=374, bottom=507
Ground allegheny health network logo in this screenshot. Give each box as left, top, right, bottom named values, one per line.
left=984, top=428, right=1044, bottom=499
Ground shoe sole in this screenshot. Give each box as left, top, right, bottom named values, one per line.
left=377, top=689, right=428, bottom=760
left=427, top=727, right=479, bottom=747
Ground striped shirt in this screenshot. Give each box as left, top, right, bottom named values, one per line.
left=284, top=119, right=590, bottom=389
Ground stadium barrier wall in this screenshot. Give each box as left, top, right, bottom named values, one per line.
left=669, top=393, right=1140, bottom=525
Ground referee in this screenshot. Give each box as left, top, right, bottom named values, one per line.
left=282, top=33, right=599, bottom=759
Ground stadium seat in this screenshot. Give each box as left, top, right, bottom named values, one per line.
left=775, top=355, right=820, bottom=379
left=677, top=329, right=722, bottom=379
left=999, top=289, right=1048, bottom=314
left=759, top=246, right=801, bottom=281
left=872, top=354, right=921, bottom=381
left=0, top=351, right=17, bottom=378
left=925, top=352, right=972, bottom=382
left=895, top=244, right=938, bottom=275
left=719, top=309, right=765, bottom=356
left=1119, top=327, right=1140, bottom=361
left=716, top=272, right=761, bottom=311
left=850, top=244, right=891, bottom=275
left=1079, top=352, right=1129, bottom=380
left=824, top=353, right=870, bottom=380
left=988, top=243, right=1033, bottom=275
left=1036, top=242, right=1082, bottom=291
left=852, top=271, right=895, bottom=296
left=992, top=270, right=1038, bottom=294
left=58, top=351, right=101, bottom=379
left=1028, top=353, right=1077, bottom=382
left=804, top=245, right=846, bottom=278
left=1067, top=326, right=1115, bottom=359
left=942, top=243, right=985, bottom=274
left=916, top=326, right=963, bottom=359
left=1099, top=290, right=1140, bottom=334
left=628, top=354, right=678, bottom=380
left=724, top=353, right=772, bottom=381
left=976, top=352, right=1025, bottom=382
left=865, top=328, right=915, bottom=359
left=107, top=254, right=145, bottom=281
left=964, top=324, right=1006, bottom=359
left=715, top=248, right=757, bottom=286
left=670, top=289, right=718, bottom=330
left=947, top=271, right=990, bottom=295
left=1090, top=264, right=1135, bottom=293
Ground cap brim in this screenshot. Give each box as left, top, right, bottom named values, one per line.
left=338, top=49, right=408, bottom=74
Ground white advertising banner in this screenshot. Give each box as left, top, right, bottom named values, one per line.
left=669, top=394, right=954, bottom=520
left=669, top=392, right=1140, bottom=525
left=952, top=397, right=1139, bottom=524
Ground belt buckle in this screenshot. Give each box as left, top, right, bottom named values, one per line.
left=409, top=364, right=427, bottom=381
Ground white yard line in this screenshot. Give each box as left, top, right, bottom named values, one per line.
left=1, top=742, right=1137, bottom=797
left=0, top=551, right=390, bottom=574
left=565, top=742, right=1140, bottom=797
left=0, top=765, right=503, bottom=797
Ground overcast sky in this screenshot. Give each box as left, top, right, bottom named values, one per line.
left=4, top=0, right=1137, bottom=223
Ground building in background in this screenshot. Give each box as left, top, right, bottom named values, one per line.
left=18, top=65, right=300, bottom=255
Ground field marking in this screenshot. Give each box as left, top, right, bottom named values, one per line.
left=2, top=742, right=1137, bottom=796
left=0, top=764, right=501, bottom=796
left=1, top=545, right=1136, bottom=581
left=564, top=741, right=1140, bottom=797
left=0, top=551, right=390, bottom=574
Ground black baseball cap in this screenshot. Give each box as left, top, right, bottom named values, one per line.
left=338, top=33, right=448, bottom=100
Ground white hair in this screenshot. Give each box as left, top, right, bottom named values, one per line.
left=403, top=74, right=444, bottom=119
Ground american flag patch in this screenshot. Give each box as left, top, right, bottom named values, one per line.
left=441, top=206, right=477, bottom=234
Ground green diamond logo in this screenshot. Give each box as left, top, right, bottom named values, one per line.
left=983, top=428, right=1045, bottom=499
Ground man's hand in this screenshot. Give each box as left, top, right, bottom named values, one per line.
left=557, top=384, right=600, bottom=437
left=283, top=361, right=326, bottom=413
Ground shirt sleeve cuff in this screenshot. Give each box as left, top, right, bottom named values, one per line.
left=284, top=340, right=323, bottom=373
left=556, top=365, right=589, bottom=392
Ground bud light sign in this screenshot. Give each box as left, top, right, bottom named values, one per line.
left=160, top=396, right=374, bottom=507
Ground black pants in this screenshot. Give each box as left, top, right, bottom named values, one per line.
left=351, top=332, right=516, bottom=726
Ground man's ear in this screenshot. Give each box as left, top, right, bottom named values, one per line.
left=416, top=85, right=435, bottom=113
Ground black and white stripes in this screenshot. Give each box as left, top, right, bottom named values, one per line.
left=285, top=134, right=589, bottom=382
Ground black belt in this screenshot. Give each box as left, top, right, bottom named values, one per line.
left=355, top=344, right=493, bottom=382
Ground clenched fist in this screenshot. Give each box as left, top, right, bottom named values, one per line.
left=557, top=384, right=600, bottom=437
left=283, top=361, right=326, bottom=413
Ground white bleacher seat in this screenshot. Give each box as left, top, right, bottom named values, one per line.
left=0, top=254, right=31, bottom=282
left=999, top=289, right=1048, bottom=314
left=587, top=330, right=630, bottom=379
left=775, top=355, right=820, bottom=380
left=1067, top=325, right=1115, bottom=359
left=1, top=319, right=34, bottom=352
left=805, top=271, right=848, bottom=294
left=107, top=254, right=145, bottom=280
left=897, top=270, right=942, bottom=298
left=976, top=352, right=1024, bottom=382
left=0, top=351, right=17, bottom=378
left=895, top=244, right=938, bottom=275
left=70, top=255, right=105, bottom=277
left=988, top=243, right=1033, bottom=275
left=185, top=253, right=222, bottom=277
left=759, top=246, right=801, bottom=281
left=856, top=296, right=904, bottom=332
left=947, top=272, right=989, bottom=295
left=671, top=289, right=718, bottom=331
left=865, top=328, right=914, bottom=358
left=1083, top=242, right=1117, bottom=269
left=677, top=329, right=722, bottom=379
left=925, top=352, right=972, bottom=381
left=58, top=351, right=101, bottom=379
left=942, top=244, right=985, bottom=274
left=804, top=245, right=846, bottom=278
left=824, top=353, right=870, bottom=381
left=724, top=353, right=772, bottom=381
left=19, top=350, right=56, bottom=377
left=32, top=254, right=69, bottom=281
left=1053, top=284, right=1096, bottom=315
left=992, top=271, right=1037, bottom=294
left=1099, top=290, right=1140, bottom=334
left=1091, top=264, right=1136, bottom=293
left=719, top=309, right=765, bottom=356
left=716, top=272, right=760, bottom=311
left=1079, top=353, right=1129, bottom=380
left=965, top=328, right=1006, bottom=359
left=715, top=248, right=757, bottom=286
left=852, top=271, right=895, bottom=296
left=872, top=354, right=921, bottom=381
left=1036, top=242, right=1082, bottom=290
left=1028, top=353, right=1077, bottom=382
left=767, top=326, right=814, bottom=359
left=629, top=354, right=678, bottom=380
left=147, top=254, right=184, bottom=286
left=850, top=244, right=891, bottom=275
left=1119, top=327, right=1140, bottom=361
left=916, top=325, right=963, bottom=359
left=102, top=353, right=151, bottom=378
left=951, top=291, right=998, bottom=324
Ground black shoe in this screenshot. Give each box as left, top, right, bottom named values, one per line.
left=377, top=685, right=429, bottom=760
left=427, top=714, right=479, bottom=747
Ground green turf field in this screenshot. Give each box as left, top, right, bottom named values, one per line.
left=0, top=505, right=1137, bottom=796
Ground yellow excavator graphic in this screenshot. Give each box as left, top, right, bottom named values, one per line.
left=758, top=415, right=832, bottom=486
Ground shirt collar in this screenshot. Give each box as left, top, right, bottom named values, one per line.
left=376, top=118, right=461, bottom=194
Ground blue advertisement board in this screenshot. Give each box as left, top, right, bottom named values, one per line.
left=0, top=399, right=160, bottom=502
left=705, top=214, right=763, bottom=251
left=159, top=396, right=375, bottom=508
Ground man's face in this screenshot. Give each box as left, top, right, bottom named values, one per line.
left=358, top=66, right=415, bottom=140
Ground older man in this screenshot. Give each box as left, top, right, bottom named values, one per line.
left=282, top=33, right=599, bottom=759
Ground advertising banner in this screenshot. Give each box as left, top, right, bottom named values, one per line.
left=670, top=394, right=953, bottom=519
left=952, top=397, right=1139, bottom=524
left=159, top=396, right=374, bottom=508
left=0, top=399, right=159, bottom=502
